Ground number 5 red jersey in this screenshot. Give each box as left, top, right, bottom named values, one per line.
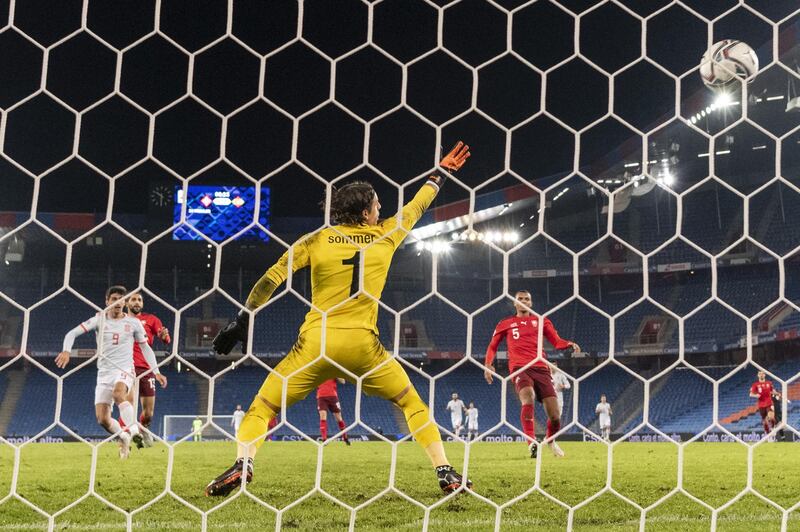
left=485, top=316, right=572, bottom=371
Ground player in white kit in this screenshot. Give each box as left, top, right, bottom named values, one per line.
left=595, top=394, right=612, bottom=441
left=465, top=402, right=479, bottom=441
left=231, top=405, right=246, bottom=436
left=56, top=286, right=166, bottom=459
left=550, top=361, right=571, bottom=418
left=445, top=393, right=466, bottom=438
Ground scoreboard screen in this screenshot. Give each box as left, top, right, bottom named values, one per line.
left=173, top=185, right=270, bottom=242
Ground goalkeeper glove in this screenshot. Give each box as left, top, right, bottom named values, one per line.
left=212, top=312, right=249, bottom=355
left=429, top=141, right=470, bottom=188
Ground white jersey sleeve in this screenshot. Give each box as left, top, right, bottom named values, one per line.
left=62, top=315, right=99, bottom=352
left=133, top=319, right=147, bottom=343
left=133, top=319, right=161, bottom=374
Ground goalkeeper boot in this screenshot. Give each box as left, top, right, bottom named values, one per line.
left=343, top=434, right=351, bottom=446
left=205, top=458, right=253, bottom=497
left=529, top=440, right=539, bottom=459
left=436, top=465, right=472, bottom=494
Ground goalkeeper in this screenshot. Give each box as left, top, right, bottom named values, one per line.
left=206, top=142, right=471, bottom=497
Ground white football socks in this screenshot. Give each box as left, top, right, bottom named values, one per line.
left=118, top=401, right=140, bottom=436
left=106, top=418, right=122, bottom=435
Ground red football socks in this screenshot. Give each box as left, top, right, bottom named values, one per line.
left=520, top=404, right=535, bottom=442
left=546, top=418, right=560, bottom=440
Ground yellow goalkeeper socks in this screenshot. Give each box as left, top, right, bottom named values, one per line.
left=396, top=388, right=445, bottom=464
left=236, top=398, right=277, bottom=459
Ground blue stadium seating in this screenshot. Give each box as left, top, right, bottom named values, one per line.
left=3, top=250, right=800, bottom=441
left=2, top=352, right=799, bottom=440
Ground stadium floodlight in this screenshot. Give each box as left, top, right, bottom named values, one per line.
left=714, top=91, right=733, bottom=108
left=428, top=241, right=450, bottom=254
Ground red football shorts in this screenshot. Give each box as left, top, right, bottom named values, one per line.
left=512, top=365, right=556, bottom=401
left=135, top=366, right=157, bottom=398
left=317, top=396, right=341, bottom=414
left=758, top=406, right=773, bottom=419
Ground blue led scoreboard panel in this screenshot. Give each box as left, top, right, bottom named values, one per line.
left=173, top=185, right=270, bottom=241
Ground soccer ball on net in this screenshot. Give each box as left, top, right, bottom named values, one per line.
left=699, top=39, right=759, bottom=89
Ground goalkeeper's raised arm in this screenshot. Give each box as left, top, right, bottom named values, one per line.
left=211, top=141, right=470, bottom=356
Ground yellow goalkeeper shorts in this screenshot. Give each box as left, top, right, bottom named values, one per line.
left=255, top=328, right=412, bottom=410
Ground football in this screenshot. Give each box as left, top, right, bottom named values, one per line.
left=699, top=39, right=759, bottom=88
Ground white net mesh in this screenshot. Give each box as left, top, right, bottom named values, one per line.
left=1, top=0, right=800, bottom=530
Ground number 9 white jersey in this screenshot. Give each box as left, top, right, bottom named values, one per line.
left=78, top=314, right=147, bottom=372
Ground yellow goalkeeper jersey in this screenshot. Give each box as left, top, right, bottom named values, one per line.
left=262, top=183, right=438, bottom=335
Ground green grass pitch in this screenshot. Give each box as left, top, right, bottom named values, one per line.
left=0, top=440, right=798, bottom=530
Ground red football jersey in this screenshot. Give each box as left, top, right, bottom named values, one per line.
left=485, top=315, right=571, bottom=371
left=132, top=313, right=167, bottom=369
left=317, top=379, right=338, bottom=398
left=750, top=380, right=774, bottom=408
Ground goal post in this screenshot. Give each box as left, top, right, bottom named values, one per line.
left=162, top=415, right=234, bottom=442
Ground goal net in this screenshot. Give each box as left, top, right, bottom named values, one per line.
left=1, top=0, right=800, bottom=530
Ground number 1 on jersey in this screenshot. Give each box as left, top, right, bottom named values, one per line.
left=342, top=251, right=361, bottom=297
